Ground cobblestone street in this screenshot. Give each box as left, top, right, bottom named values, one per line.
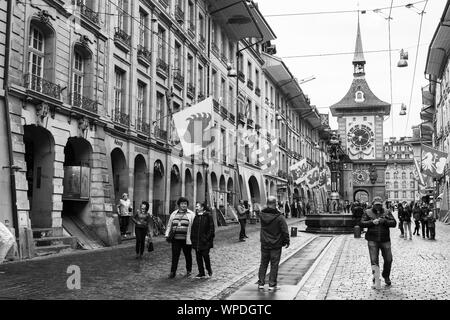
left=1, top=217, right=449, bottom=300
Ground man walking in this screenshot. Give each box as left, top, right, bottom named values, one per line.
left=360, top=196, right=396, bottom=289
left=257, top=196, right=290, bottom=291
left=237, top=200, right=248, bottom=241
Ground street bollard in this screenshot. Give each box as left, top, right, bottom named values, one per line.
left=354, top=225, right=361, bottom=238
left=291, top=227, right=298, bottom=237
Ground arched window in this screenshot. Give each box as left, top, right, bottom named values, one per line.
left=402, top=172, right=406, bottom=179
left=71, top=44, right=94, bottom=108
left=410, top=172, right=414, bottom=179
left=394, top=172, right=398, bottom=179
left=27, top=20, right=56, bottom=97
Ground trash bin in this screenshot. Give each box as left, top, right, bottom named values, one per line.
left=354, top=225, right=361, bottom=238
left=291, top=227, right=298, bottom=237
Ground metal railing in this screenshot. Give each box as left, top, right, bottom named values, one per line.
left=154, top=127, right=168, bottom=140
left=73, top=0, right=99, bottom=24
left=136, top=118, right=150, bottom=134
left=211, top=42, right=220, bottom=56
left=237, top=70, right=245, bottom=82
left=247, top=79, right=254, bottom=90
left=71, top=92, right=98, bottom=113
left=187, top=83, right=195, bottom=98
left=156, top=58, right=169, bottom=74
left=24, top=73, right=61, bottom=99
left=114, top=27, right=131, bottom=48
left=175, top=5, right=184, bottom=23
left=113, top=109, right=130, bottom=126
left=173, top=71, right=184, bottom=88
left=159, top=0, right=169, bottom=8
left=137, top=45, right=152, bottom=63
left=199, top=35, right=206, bottom=48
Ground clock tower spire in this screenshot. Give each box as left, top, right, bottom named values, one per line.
left=353, top=13, right=366, bottom=76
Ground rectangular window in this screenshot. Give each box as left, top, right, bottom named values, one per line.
left=187, top=54, right=194, bottom=84
left=28, top=27, right=44, bottom=80
left=156, top=92, right=165, bottom=129
left=117, top=0, right=127, bottom=31
left=174, top=42, right=182, bottom=71
left=228, top=41, right=234, bottom=65
left=198, top=64, right=204, bottom=95
left=221, top=31, right=227, bottom=56
left=228, top=86, right=233, bottom=111
left=220, top=78, right=226, bottom=105
left=73, top=52, right=84, bottom=96
left=114, top=68, right=124, bottom=113
left=158, top=26, right=166, bottom=61
left=198, top=13, right=204, bottom=37
left=139, top=9, right=148, bottom=47
left=212, top=69, right=218, bottom=99
left=255, top=69, right=260, bottom=88
left=137, top=82, right=145, bottom=123
left=247, top=61, right=252, bottom=81
left=188, top=1, right=195, bottom=30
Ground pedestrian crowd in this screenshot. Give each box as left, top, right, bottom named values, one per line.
left=117, top=193, right=291, bottom=289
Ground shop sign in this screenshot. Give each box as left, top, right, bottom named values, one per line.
left=114, top=139, right=124, bottom=147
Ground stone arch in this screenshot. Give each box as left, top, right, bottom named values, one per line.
left=153, top=160, right=165, bottom=220
left=185, top=169, right=194, bottom=210
left=24, top=125, right=55, bottom=228
left=133, top=154, right=148, bottom=209
left=227, top=177, right=234, bottom=205
left=219, top=175, right=226, bottom=192
left=169, top=164, right=182, bottom=213
left=111, top=148, right=128, bottom=205
left=196, top=172, right=205, bottom=203
left=248, top=175, right=261, bottom=203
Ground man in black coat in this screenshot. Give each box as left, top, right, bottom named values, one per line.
left=360, top=196, right=396, bottom=289
left=191, top=202, right=215, bottom=278
left=257, top=196, right=290, bottom=291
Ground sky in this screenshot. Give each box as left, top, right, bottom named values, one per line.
left=255, top=0, right=447, bottom=140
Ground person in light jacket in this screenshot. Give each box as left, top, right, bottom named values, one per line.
left=165, top=197, right=195, bottom=279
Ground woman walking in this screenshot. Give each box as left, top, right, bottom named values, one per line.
left=165, top=197, right=195, bottom=279
left=191, top=202, right=215, bottom=279
left=403, top=202, right=412, bottom=240
left=412, top=203, right=421, bottom=236
left=131, top=201, right=152, bottom=259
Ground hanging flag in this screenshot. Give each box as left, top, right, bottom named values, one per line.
left=318, top=166, right=331, bottom=190
left=304, top=166, right=320, bottom=189
left=420, top=145, right=448, bottom=178
left=289, top=158, right=309, bottom=185
left=255, top=132, right=279, bottom=175
left=413, top=157, right=426, bottom=187
left=172, top=97, right=215, bottom=156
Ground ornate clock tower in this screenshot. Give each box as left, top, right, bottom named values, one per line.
left=330, top=18, right=391, bottom=203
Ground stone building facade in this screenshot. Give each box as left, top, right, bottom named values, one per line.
left=384, top=138, right=417, bottom=205
left=1, top=0, right=329, bottom=259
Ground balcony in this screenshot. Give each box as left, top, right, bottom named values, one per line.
left=265, top=97, right=269, bottom=105
left=247, top=79, right=254, bottom=90
left=73, top=0, right=99, bottom=25
left=220, top=106, right=228, bottom=119
left=255, top=87, right=261, bottom=96
left=156, top=58, right=169, bottom=79
left=229, top=113, right=235, bottom=123
left=136, top=118, right=150, bottom=135
left=238, top=112, right=245, bottom=123
left=222, top=155, right=227, bottom=164
left=211, top=42, right=220, bottom=57
left=173, top=71, right=184, bottom=90
left=71, top=92, right=98, bottom=114
left=266, top=132, right=271, bottom=141
left=255, top=123, right=261, bottom=131
left=113, top=109, right=130, bottom=127
left=154, top=127, right=168, bottom=140
left=247, top=119, right=254, bottom=128
left=199, top=34, right=206, bottom=49
left=213, top=99, right=220, bottom=112
left=187, top=83, right=195, bottom=99
left=237, top=70, right=245, bottom=83
left=137, top=45, right=152, bottom=67
left=114, top=27, right=131, bottom=52
left=175, top=5, right=184, bottom=24
left=24, top=74, right=61, bottom=100
left=159, top=0, right=168, bottom=8
left=188, top=22, right=195, bottom=38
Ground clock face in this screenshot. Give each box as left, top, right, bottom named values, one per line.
left=347, top=124, right=375, bottom=150
left=353, top=169, right=369, bottom=184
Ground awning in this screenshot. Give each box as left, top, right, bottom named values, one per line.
left=263, top=53, right=322, bottom=126
left=208, top=0, right=276, bottom=42
left=425, top=1, right=450, bottom=78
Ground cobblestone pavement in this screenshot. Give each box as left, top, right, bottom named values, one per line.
left=295, top=221, right=450, bottom=300
left=0, top=218, right=312, bottom=300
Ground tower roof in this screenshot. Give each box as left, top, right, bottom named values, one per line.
left=353, top=16, right=365, bottom=64
left=330, top=15, right=391, bottom=116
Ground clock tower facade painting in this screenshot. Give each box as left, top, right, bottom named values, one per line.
left=330, top=17, right=391, bottom=204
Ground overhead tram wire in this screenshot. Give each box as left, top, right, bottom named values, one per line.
left=263, top=0, right=426, bottom=17
left=404, top=0, right=429, bottom=136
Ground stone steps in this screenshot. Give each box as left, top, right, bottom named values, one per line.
left=34, top=244, right=73, bottom=257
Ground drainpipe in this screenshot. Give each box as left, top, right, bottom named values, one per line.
left=3, top=0, right=20, bottom=241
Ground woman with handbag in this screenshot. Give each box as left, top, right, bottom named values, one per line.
left=191, top=201, right=215, bottom=279
left=165, top=197, right=195, bottom=279
left=131, top=201, right=152, bottom=259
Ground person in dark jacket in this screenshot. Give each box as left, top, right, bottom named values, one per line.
left=257, top=196, right=290, bottom=291
left=420, top=204, right=430, bottom=239
left=412, top=203, right=421, bottom=236
left=131, top=201, right=152, bottom=259
left=237, top=200, right=247, bottom=241
left=191, top=202, right=215, bottom=279
left=360, top=196, right=397, bottom=289
left=397, top=203, right=405, bottom=238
